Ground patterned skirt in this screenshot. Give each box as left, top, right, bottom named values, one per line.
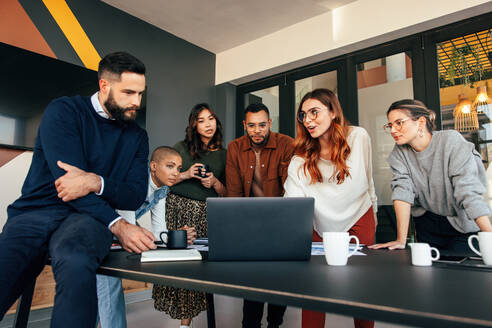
left=152, top=192, right=208, bottom=319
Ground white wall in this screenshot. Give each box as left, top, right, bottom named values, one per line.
left=0, top=115, right=15, bottom=145
left=216, top=12, right=334, bottom=84
left=0, top=152, right=154, bottom=233
left=216, top=0, right=491, bottom=85
left=0, top=152, right=32, bottom=229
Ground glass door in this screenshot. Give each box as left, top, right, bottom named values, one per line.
left=287, top=60, right=343, bottom=136
left=436, top=28, right=492, bottom=206
left=236, top=76, right=284, bottom=138
left=244, top=86, right=280, bottom=132
left=357, top=51, right=415, bottom=207
left=353, top=37, right=425, bottom=242
left=294, top=70, right=338, bottom=135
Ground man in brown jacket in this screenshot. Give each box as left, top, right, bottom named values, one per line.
left=226, top=102, right=294, bottom=328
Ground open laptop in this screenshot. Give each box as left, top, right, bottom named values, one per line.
left=207, top=197, right=314, bottom=261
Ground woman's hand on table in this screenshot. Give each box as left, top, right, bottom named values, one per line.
left=179, top=225, right=197, bottom=245
left=368, top=240, right=406, bottom=250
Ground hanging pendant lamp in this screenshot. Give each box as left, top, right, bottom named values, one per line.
left=454, top=93, right=478, bottom=132
left=473, top=85, right=490, bottom=115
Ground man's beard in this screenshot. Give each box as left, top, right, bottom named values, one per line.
left=104, top=92, right=139, bottom=123
left=248, top=131, right=270, bottom=147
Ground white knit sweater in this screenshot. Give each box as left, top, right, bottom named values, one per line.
left=284, top=126, right=377, bottom=234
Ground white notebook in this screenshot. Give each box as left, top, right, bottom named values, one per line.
left=140, top=249, right=202, bottom=262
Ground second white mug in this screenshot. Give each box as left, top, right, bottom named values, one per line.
left=322, top=232, right=359, bottom=266
left=408, top=243, right=439, bottom=266
left=468, top=232, right=492, bottom=265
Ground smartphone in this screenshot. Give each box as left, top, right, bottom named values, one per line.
left=436, top=255, right=467, bottom=263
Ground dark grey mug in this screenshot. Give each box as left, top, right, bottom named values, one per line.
left=159, top=230, right=187, bottom=249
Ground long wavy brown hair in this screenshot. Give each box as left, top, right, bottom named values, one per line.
left=294, top=89, right=351, bottom=184
left=184, top=103, right=223, bottom=159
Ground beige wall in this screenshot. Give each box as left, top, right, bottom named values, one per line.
left=216, top=0, right=492, bottom=85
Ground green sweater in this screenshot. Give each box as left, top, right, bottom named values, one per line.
left=170, top=141, right=227, bottom=201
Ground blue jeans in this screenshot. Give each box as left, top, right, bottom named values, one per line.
left=96, top=275, right=127, bottom=328
left=95, top=209, right=134, bottom=328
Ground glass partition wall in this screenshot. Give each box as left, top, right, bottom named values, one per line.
left=295, top=70, right=338, bottom=107
left=236, top=76, right=287, bottom=138
left=236, top=13, right=491, bottom=241
left=438, top=29, right=492, bottom=154
left=352, top=37, right=426, bottom=243
left=237, top=62, right=342, bottom=138
left=294, top=70, right=338, bottom=135
left=437, top=28, right=492, bottom=208
left=245, top=86, right=280, bottom=132
left=357, top=52, right=414, bottom=207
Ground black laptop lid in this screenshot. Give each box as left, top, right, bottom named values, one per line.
left=207, top=197, right=314, bottom=261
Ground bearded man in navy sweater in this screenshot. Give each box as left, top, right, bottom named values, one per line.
left=0, top=52, right=157, bottom=327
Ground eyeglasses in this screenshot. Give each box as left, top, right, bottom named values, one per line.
left=297, top=107, right=325, bottom=123
left=383, top=118, right=410, bottom=133
left=246, top=122, right=268, bottom=129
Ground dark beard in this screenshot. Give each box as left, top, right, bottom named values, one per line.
left=104, top=93, right=138, bottom=123
left=248, top=131, right=270, bottom=147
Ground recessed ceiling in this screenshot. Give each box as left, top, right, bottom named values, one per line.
left=102, top=0, right=355, bottom=53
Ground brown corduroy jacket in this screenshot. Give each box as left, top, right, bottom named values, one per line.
left=226, top=132, right=295, bottom=197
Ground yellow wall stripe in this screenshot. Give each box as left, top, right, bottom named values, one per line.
left=42, top=0, right=100, bottom=70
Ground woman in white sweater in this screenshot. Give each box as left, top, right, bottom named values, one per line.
left=284, top=88, right=376, bottom=328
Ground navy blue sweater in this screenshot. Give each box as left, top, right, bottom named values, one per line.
left=8, top=96, right=149, bottom=226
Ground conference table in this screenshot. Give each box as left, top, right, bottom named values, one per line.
left=13, top=248, right=492, bottom=328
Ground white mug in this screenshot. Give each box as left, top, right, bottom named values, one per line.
left=322, top=232, right=359, bottom=266
left=408, top=243, right=440, bottom=266
left=468, top=232, right=492, bottom=265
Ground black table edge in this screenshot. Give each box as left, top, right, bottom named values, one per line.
left=98, top=264, right=492, bottom=328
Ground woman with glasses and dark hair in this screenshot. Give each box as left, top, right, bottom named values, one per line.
left=284, top=88, right=376, bottom=328
left=152, top=103, right=227, bottom=328
left=370, top=99, right=492, bottom=252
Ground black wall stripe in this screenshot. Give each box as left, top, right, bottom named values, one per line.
left=18, top=0, right=84, bottom=67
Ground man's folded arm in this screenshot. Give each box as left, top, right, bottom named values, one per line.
left=39, top=100, right=121, bottom=226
